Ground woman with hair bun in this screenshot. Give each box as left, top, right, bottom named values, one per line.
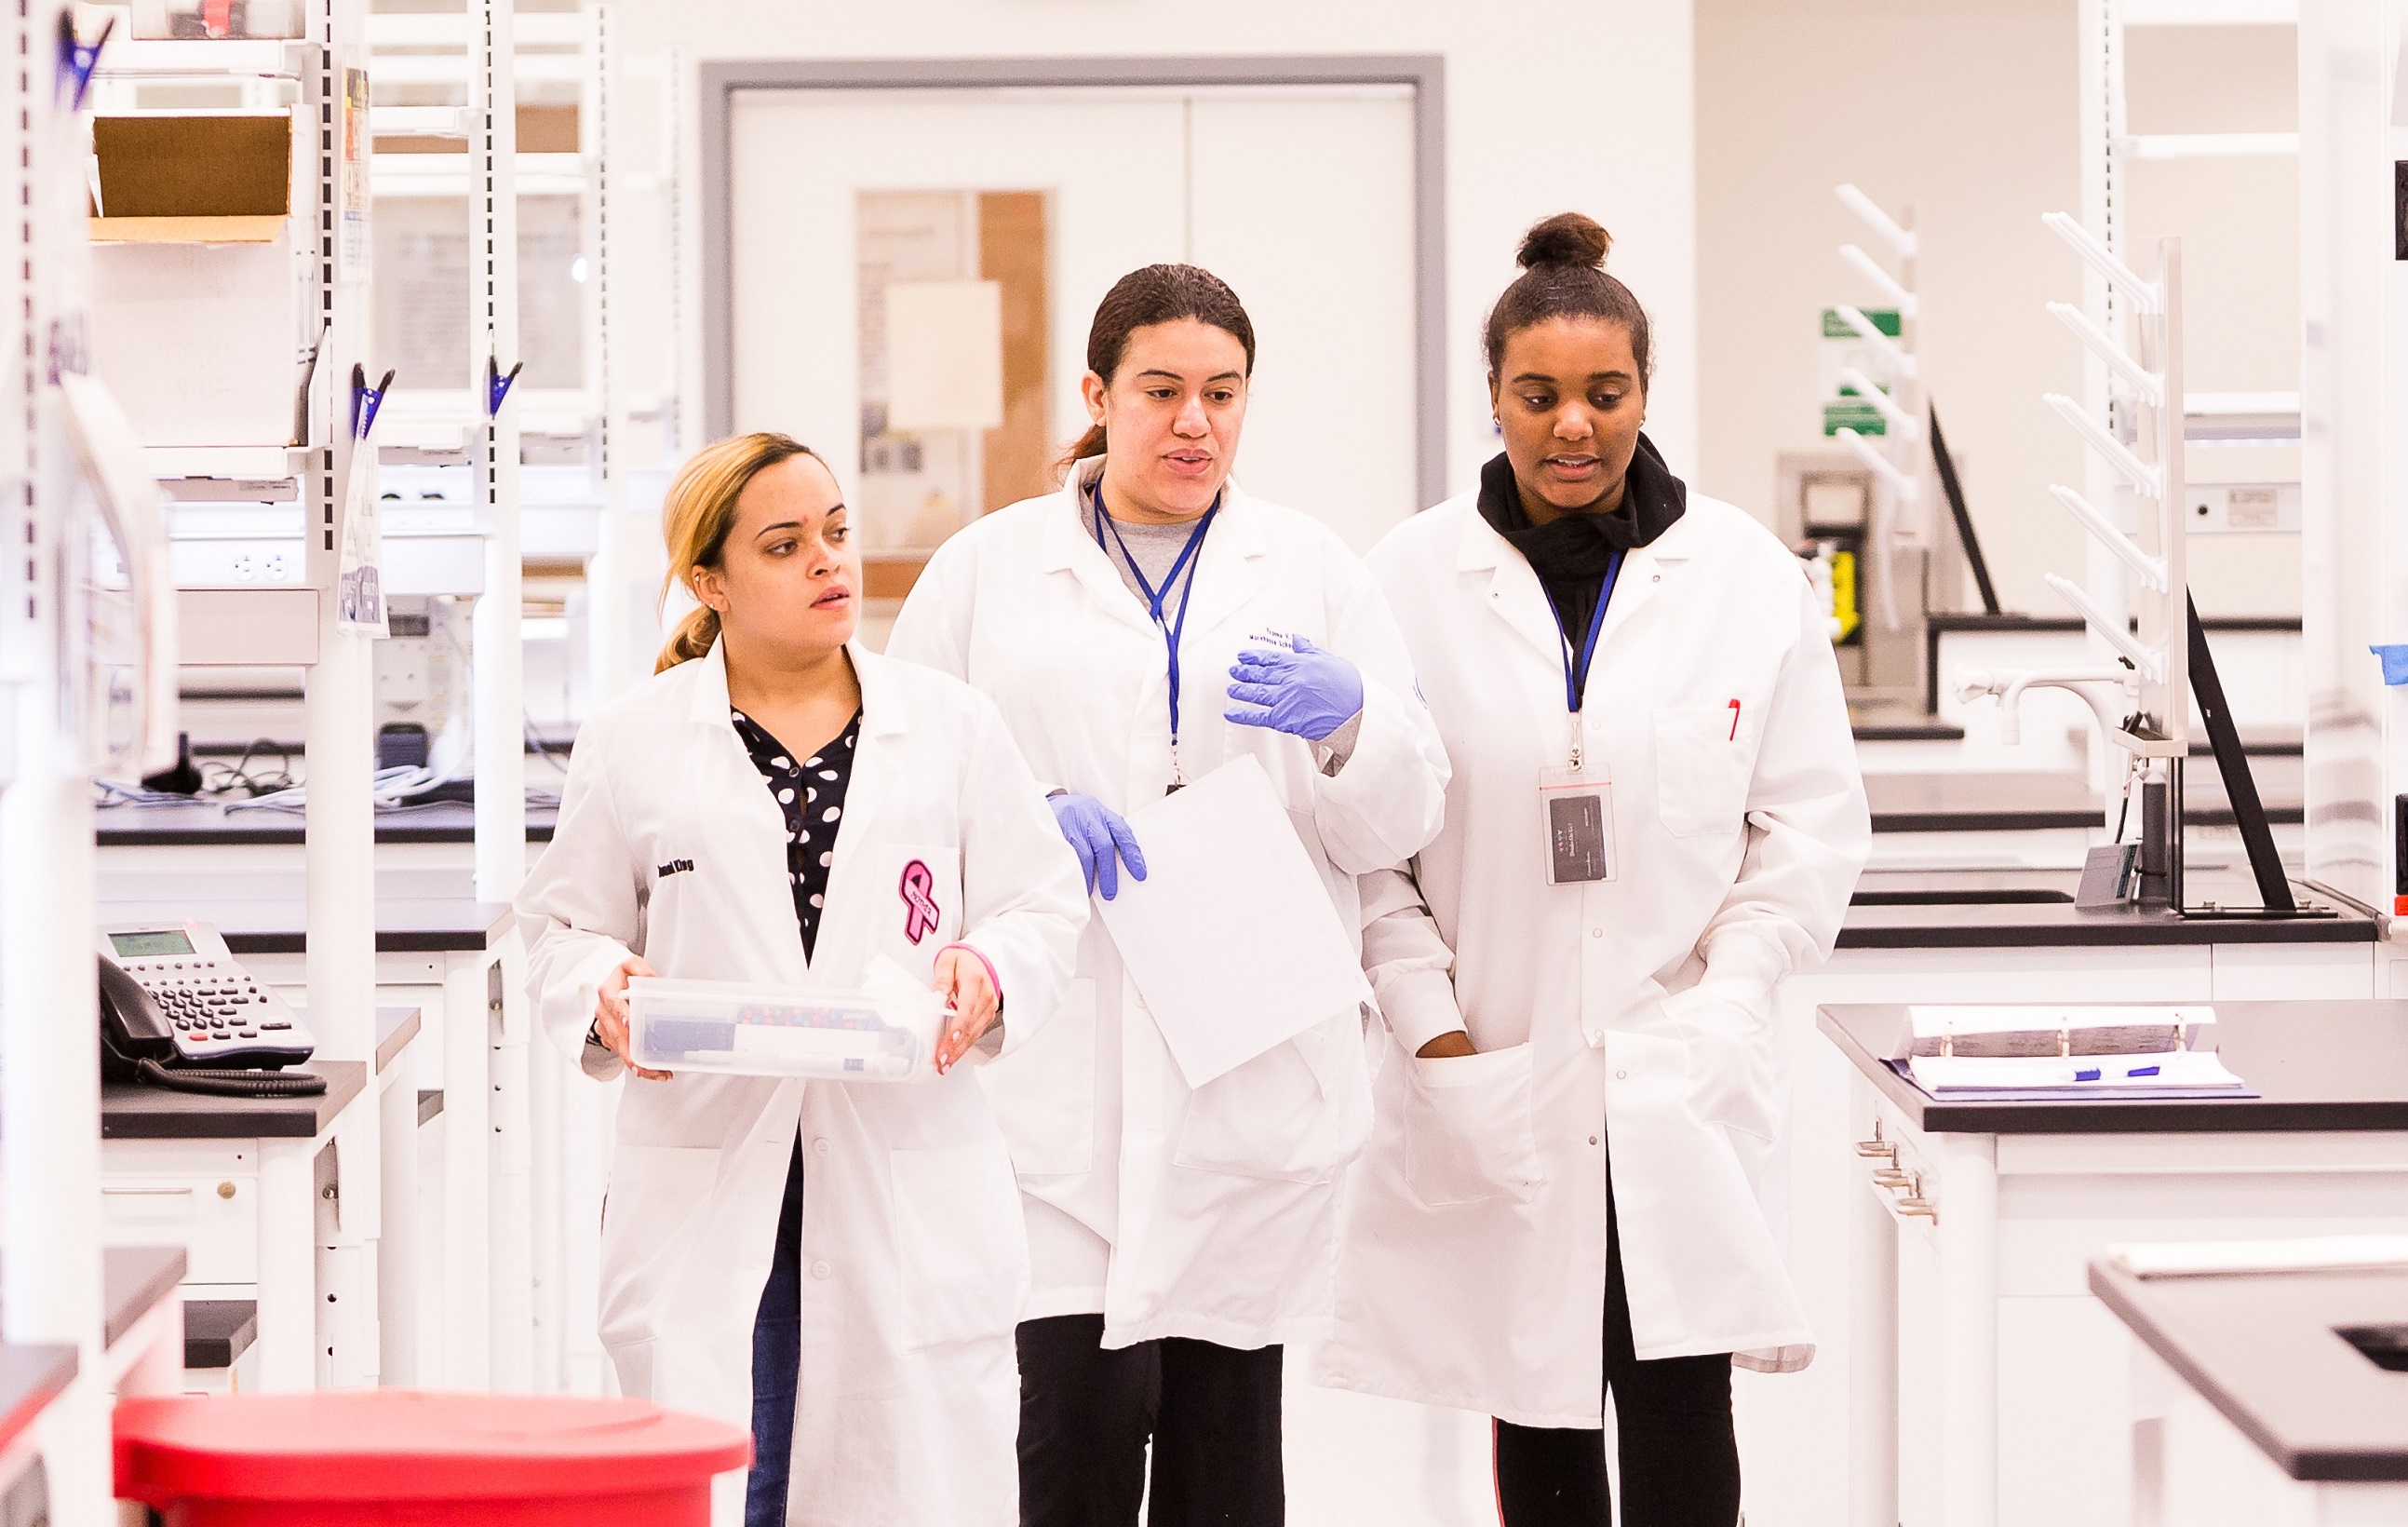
left=517, top=432, right=1088, bottom=1527
left=888, top=264, right=1449, bottom=1524
left=1315, top=214, right=1869, bottom=1523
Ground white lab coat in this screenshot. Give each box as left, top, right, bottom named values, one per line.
left=884, top=461, right=1449, bottom=1350
left=517, top=641, right=1087, bottom=1526
left=1313, top=487, right=1869, bottom=1428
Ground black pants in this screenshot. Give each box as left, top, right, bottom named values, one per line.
left=1016, top=1313, right=1285, bottom=1527
left=745, top=1136, right=807, bottom=1527
left=1493, top=1196, right=1740, bottom=1527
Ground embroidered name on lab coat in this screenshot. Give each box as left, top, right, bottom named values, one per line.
left=899, top=860, right=940, bottom=944
left=655, top=858, right=694, bottom=878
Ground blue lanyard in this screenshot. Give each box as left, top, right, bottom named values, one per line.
left=1559, top=548, right=1628, bottom=717
left=1092, top=486, right=1218, bottom=777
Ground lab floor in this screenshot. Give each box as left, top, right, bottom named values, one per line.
left=1283, top=1358, right=1497, bottom=1524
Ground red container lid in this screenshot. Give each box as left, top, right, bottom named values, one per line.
left=116, top=1392, right=752, bottom=1504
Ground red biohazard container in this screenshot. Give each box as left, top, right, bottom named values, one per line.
left=115, top=1391, right=752, bottom=1526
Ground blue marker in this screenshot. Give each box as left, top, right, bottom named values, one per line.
left=2128, top=1064, right=2160, bottom=1078
left=2075, top=1067, right=2102, bottom=1082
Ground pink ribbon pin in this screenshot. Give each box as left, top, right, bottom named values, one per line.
left=899, top=860, right=940, bottom=945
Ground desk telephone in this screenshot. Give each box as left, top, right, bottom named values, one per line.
left=97, top=921, right=324, bottom=1097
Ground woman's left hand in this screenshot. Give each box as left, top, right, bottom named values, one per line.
left=931, top=946, right=1000, bottom=1074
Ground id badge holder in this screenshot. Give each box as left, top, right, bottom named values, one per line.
left=1539, top=760, right=1616, bottom=885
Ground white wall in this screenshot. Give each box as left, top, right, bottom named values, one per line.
left=1697, top=0, right=2301, bottom=618
left=622, top=0, right=1699, bottom=507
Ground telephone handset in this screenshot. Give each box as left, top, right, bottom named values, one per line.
left=98, top=922, right=325, bottom=1098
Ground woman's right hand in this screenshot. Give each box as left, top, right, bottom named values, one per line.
left=1416, top=1031, right=1477, bottom=1059
left=595, top=955, right=672, bottom=1080
left=1048, top=792, right=1147, bottom=900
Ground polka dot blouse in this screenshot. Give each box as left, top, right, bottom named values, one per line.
left=730, top=707, right=861, bottom=961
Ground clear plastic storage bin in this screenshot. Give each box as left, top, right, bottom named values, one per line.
left=625, top=971, right=948, bottom=1081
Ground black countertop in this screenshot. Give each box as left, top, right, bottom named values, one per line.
left=1820, top=1000, right=2408, bottom=1132
left=1840, top=867, right=2377, bottom=949
left=101, top=1060, right=365, bottom=1140
left=98, top=867, right=512, bottom=954
left=182, top=1299, right=257, bottom=1371
left=1867, top=769, right=2303, bottom=833
left=2091, top=1260, right=2408, bottom=1481
left=0, top=1248, right=186, bottom=1347
left=101, top=1246, right=187, bottom=1350
left=0, top=1344, right=74, bottom=1455
left=96, top=799, right=558, bottom=847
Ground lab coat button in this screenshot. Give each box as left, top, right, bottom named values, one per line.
left=1583, top=1028, right=1603, bottom=1046
left=1590, top=928, right=1603, bottom=939
left=812, top=1138, right=831, bottom=1158
left=810, top=1260, right=832, bottom=1280
left=1589, top=1135, right=1599, bottom=1146
left=1616, top=1070, right=1628, bottom=1080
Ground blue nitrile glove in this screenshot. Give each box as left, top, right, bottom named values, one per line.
left=1224, top=633, right=1365, bottom=742
left=1049, top=792, right=1148, bottom=901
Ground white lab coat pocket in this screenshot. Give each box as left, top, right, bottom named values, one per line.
left=1663, top=980, right=1781, bottom=1144
left=597, top=1144, right=720, bottom=1347
left=1651, top=704, right=1753, bottom=838
left=977, top=979, right=1096, bottom=1177
left=1402, top=1042, right=1544, bottom=1208
left=890, top=1142, right=1029, bottom=1352
left=1174, top=1009, right=1370, bottom=1184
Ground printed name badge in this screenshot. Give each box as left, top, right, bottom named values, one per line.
left=1539, top=762, right=1616, bottom=885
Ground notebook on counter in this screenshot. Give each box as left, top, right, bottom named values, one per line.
left=1888, top=1005, right=2257, bottom=1101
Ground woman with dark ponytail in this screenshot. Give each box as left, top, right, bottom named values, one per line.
left=888, top=266, right=1448, bottom=1524
left=1316, top=215, right=1869, bottom=1525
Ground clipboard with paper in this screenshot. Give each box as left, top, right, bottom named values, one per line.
left=1095, top=755, right=1371, bottom=1088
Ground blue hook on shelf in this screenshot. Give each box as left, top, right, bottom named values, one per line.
left=485, top=356, right=523, bottom=418
left=2373, top=644, right=2408, bottom=687
left=57, top=11, right=112, bottom=112
left=350, top=364, right=396, bottom=442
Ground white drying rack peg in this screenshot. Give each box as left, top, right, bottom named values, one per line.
left=1834, top=366, right=1918, bottom=440
left=1838, top=244, right=1918, bottom=318
left=2043, top=211, right=2160, bottom=312
left=2044, top=572, right=2166, bottom=683
left=1836, top=183, right=1917, bottom=259
left=1833, top=426, right=1919, bottom=506
left=2046, top=302, right=2164, bottom=407
left=1832, top=304, right=1917, bottom=382
left=2048, top=484, right=2167, bottom=592
left=2044, top=393, right=2164, bottom=498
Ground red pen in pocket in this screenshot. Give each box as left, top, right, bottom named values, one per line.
left=1727, top=698, right=1742, bottom=740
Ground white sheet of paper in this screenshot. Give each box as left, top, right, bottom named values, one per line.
left=1096, top=755, right=1372, bottom=1088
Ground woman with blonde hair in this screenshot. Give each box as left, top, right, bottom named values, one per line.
left=517, top=431, right=1088, bottom=1527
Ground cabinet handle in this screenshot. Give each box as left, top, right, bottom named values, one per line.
left=1896, top=1196, right=1938, bottom=1221
left=1854, top=1127, right=1898, bottom=1161
left=1872, top=1168, right=1913, bottom=1190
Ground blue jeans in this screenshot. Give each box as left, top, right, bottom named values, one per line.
left=745, top=1136, right=805, bottom=1527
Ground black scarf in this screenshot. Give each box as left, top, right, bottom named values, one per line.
left=1477, top=432, right=1688, bottom=654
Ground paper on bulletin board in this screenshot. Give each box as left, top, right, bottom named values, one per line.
left=340, top=66, right=370, bottom=283
left=335, top=439, right=386, bottom=635
left=1095, top=755, right=1371, bottom=1088
left=885, top=279, right=1003, bottom=432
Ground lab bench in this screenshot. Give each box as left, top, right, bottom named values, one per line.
left=1739, top=871, right=2388, bottom=1527
left=99, top=1059, right=370, bottom=1391
left=2092, top=1258, right=2408, bottom=1520
left=97, top=867, right=527, bottom=1391
left=1811, top=1000, right=2408, bottom=1527
left=1861, top=768, right=2306, bottom=873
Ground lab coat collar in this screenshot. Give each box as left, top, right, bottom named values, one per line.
left=1040, top=457, right=1271, bottom=635
left=1453, top=495, right=1697, bottom=671
left=679, top=638, right=905, bottom=942
left=679, top=637, right=908, bottom=739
